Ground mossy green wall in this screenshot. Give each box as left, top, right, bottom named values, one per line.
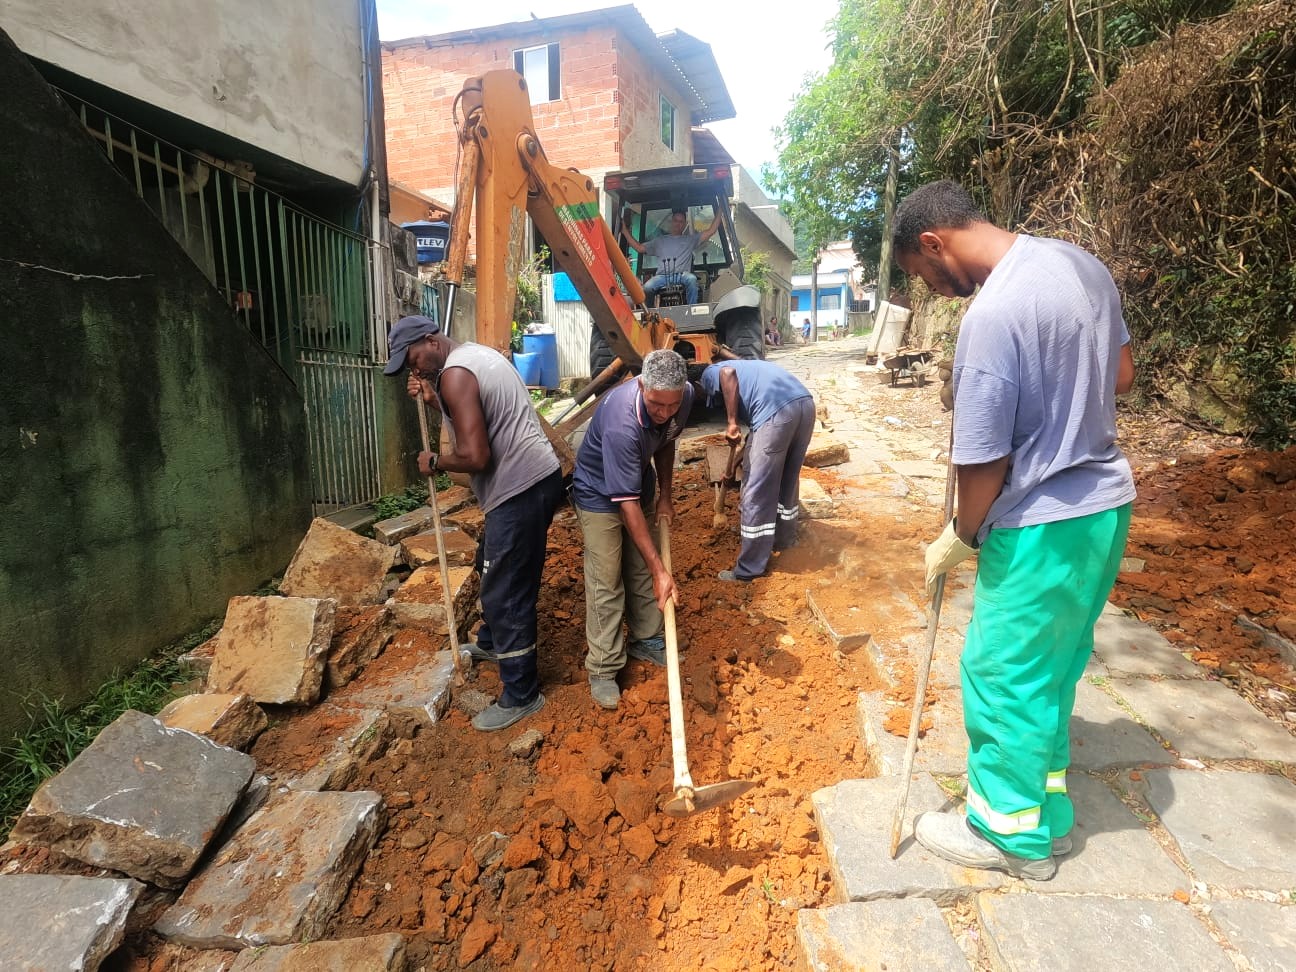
left=0, top=30, right=312, bottom=740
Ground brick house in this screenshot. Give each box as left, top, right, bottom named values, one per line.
left=381, top=5, right=735, bottom=219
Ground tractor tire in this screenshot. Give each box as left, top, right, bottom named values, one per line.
left=718, top=306, right=765, bottom=360
left=589, top=324, right=615, bottom=379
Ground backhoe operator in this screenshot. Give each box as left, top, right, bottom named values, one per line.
left=621, top=208, right=722, bottom=306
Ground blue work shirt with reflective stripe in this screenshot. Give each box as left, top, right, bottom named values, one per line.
left=571, top=378, right=694, bottom=513
left=700, top=360, right=812, bottom=432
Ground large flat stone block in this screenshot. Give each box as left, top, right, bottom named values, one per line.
left=388, top=565, right=479, bottom=639
left=977, top=893, right=1232, bottom=972
left=372, top=487, right=475, bottom=545
left=856, top=691, right=966, bottom=778
left=807, top=591, right=871, bottom=651
left=0, top=874, right=141, bottom=972
left=813, top=775, right=1004, bottom=905
left=799, top=478, right=835, bottom=519
left=157, top=693, right=268, bottom=751
left=1211, top=900, right=1296, bottom=972
left=280, top=517, right=398, bottom=605
left=1092, top=609, right=1198, bottom=677
left=9, top=710, right=254, bottom=888
left=804, top=434, right=851, bottom=468
left=885, top=459, right=947, bottom=480
left=1144, top=769, right=1296, bottom=891
left=1109, top=676, right=1296, bottom=761
left=330, top=642, right=458, bottom=728
left=1025, top=773, right=1188, bottom=895
left=399, top=527, right=477, bottom=569
left=227, top=933, right=407, bottom=970
left=155, top=789, right=384, bottom=948
left=276, top=705, right=393, bottom=792
left=326, top=605, right=390, bottom=691
left=1069, top=679, right=1170, bottom=770
left=209, top=596, right=336, bottom=705
left=797, top=899, right=970, bottom=971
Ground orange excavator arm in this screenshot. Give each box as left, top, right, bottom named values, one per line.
left=443, top=70, right=671, bottom=370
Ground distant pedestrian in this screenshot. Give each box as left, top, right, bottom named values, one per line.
left=765, top=317, right=782, bottom=347
left=701, top=359, right=814, bottom=581
left=898, top=180, right=1136, bottom=880
left=386, top=315, right=563, bottom=733
left=801, top=317, right=812, bottom=342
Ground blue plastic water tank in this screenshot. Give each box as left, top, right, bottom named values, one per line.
left=522, top=332, right=559, bottom=389
left=402, top=221, right=450, bottom=264
left=512, top=351, right=542, bottom=386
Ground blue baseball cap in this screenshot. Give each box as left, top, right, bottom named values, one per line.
left=383, top=315, right=441, bottom=374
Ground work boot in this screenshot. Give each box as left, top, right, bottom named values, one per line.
left=471, top=693, right=545, bottom=732
left=465, top=642, right=496, bottom=664
left=1053, top=834, right=1073, bottom=856
left=589, top=677, right=620, bottom=710
left=717, top=569, right=753, bottom=582
left=627, top=636, right=666, bottom=667
left=914, top=811, right=1057, bottom=880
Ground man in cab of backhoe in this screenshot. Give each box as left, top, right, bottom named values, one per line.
left=621, top=208, right=722, bottom=306
left=386, top=315, right=564, bottom=733
left=570, top=349, right=693, bottom=710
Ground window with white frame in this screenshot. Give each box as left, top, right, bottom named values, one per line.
left=660, top=94, right=675, bottom=150
left=513, top=43, right=560, bottom=103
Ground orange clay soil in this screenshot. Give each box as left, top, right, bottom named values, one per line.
left=118, top=459, right=929, bottom=971
left=1110, top=445, right=1296, bottom=715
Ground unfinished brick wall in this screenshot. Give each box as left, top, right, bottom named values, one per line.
left=381, top=24, right=695, bottom=202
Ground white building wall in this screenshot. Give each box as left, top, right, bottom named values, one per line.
left=5, top=0, right=369, bottom=186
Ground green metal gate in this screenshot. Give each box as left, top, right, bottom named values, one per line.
left=61, top=90, right=387, bottom=514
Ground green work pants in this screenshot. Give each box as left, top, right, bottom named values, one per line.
left=962, top=504, right=1132, bottom=859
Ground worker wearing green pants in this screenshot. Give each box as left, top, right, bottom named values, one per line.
left=894, top=181, right=1137, bottom=881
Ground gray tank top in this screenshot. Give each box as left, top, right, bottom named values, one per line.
left=440, top=343, right=559, bottom=513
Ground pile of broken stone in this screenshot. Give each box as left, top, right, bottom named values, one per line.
left=0, top=490, right=483, bottom=971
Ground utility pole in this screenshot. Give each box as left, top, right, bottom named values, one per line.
left=810, top=253, right=820, bottom=342
left=869, top=139, right=899, bottom=355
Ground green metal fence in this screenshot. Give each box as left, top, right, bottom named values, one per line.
left=60, top=90, right=384, bottom=514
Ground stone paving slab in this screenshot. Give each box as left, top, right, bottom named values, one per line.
left=228, top=933, right=407, bottom=970
left=856, top=691, right=966, bottom=778
left=280, top=517, right=398, bottom=605
left=1024, top=773, right=1188, bottom=895
left=0, top=874, right=141, bottom=972
left=807, top=591, right=871, bottom=652
left=1093, top=609, right=1199, bottom=677
left=155, top=789, right=384, bottom=948
left=804, top=434, right=851, bottom=468
left=281, top=706, right=393, bottom=792
left=209, top=596, right=335, bottom=705
left=800, top=477, right=835, bottom=518
left=9, top=709, right=255, bottom=888
left=371, top=486, right=474, bottom=545
left=331, top=646, right=457, bottom=728
left=885, top=459, right=948, bottom=480
left=1210, top=899, right=1296, bottom=972
left=1110, top=676, right=1296, bottom=761
left=388, top=565, right=479, bottom=639
left=399, top=527, right=477, bottom=569
left=1069, top=679, right=1171, bottom=770
left=796, top=899, right=970, bottom=971
left=813, top=774, right=1004, bottom=905
left=1144, top=769, right=1296, bottom=891
left=326, top=605, right=390, bottom=691
left=157, top=693, right=268, bottom=751
left=976, top=893, right=1233, bottom=971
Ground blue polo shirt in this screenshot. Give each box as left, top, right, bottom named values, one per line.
left=571, top=378, right=694, bottom=513
left=700, top=360, right=812, bottom=431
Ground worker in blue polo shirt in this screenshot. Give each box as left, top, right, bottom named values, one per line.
left=701, top=359, right=815, bottom=581
left=571, top=349, right=694, bottom=710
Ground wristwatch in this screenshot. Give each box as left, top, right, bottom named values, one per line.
left=428, top=453, right=439, bottom=472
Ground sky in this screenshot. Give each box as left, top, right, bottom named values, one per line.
left=375, top=0, right=841, bottom=187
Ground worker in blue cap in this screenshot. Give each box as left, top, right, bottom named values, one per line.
left=385, top=316, right=563, bottom=731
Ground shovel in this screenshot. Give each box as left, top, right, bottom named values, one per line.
left=711, top=440, right=741, bottom=529
left=888, top=423, right=957, bottom=857
left=658, top=519, right=757, bottom=817
left=415, top=398, right=468, bottom=685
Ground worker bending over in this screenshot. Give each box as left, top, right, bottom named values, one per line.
left=621, top=208, right=721, bottom=306
left=386, top=315, right=563, bottom=732
left=898, top=181, right=1136, bottom=880
left=701, top=359, right=815, bottom=581
left=571, top=350, right=693, bottom=710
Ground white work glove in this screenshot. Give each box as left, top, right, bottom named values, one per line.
left=924, top=520, right=976, bottom=600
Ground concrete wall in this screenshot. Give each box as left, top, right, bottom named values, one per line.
left=382, top=24, right=695, bottom=203
left=0, top=31, right=312, bottom=741
left=3, top=0, right=369, bottom=186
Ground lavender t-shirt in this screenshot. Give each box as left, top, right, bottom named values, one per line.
left=952, top=235, right=1135, bottom=543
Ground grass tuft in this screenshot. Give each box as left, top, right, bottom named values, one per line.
left=0, top=620, right=219, bottom=833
